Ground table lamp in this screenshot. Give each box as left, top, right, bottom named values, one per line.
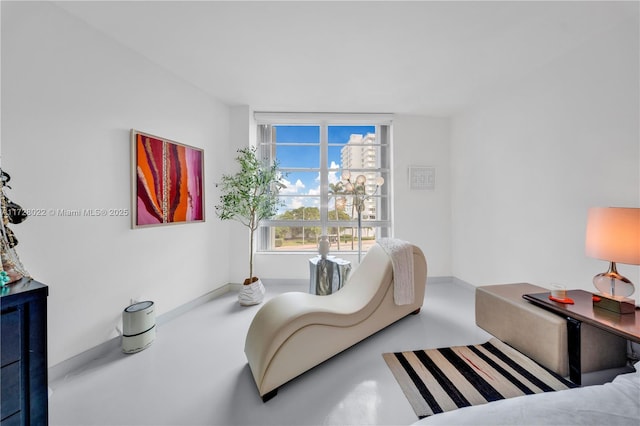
left=585, top=207, right=640, bottom=313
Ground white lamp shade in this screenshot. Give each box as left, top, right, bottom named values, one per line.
left=585, top=207, right=640, bottom=265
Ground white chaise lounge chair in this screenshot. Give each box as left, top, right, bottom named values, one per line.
left=244, top=242, right=427, bottom=401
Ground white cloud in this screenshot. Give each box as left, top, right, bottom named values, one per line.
left=280, top=178, right=305, bottom=195
left=287, top=197, right=319, bottom=209
left=311, top=161, right=341, bottom=190
left=290, top=198, right=304, bottom=209
left=329, top=161, right=340, bottom=185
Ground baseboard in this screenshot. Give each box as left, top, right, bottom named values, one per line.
left=451, top=276, right=475, bottom=290
left=48, top=283, right=236, bottom=383
left=426, top=276, right=475, bottom=289
left=427, top=276, right=454, bottom=285
left=427, top=276, right=475, bottom=290
left=156, top=283, right=234, bottom=326
left=261, top=278, right=307, bottom=287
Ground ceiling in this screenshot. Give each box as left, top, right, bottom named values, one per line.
left=54, top=1, right=638, bottom=116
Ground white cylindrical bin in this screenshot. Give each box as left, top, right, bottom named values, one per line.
left=122, top=301, right=156, bottom=354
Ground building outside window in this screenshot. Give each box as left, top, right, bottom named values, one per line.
left=254, top=113, right=392, bottom=254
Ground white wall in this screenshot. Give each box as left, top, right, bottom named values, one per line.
left=451, top=17, right=640, bottom=290
left=1, top=2, right=231, bottom=366
left=392, top=115, right=451, bottom=278
left=225, top=105, right=258, bottom=285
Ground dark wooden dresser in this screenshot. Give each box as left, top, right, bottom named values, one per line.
left=1, top=278, right=48, bottom=425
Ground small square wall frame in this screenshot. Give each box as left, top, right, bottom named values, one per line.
left=409, top=166, right=435, bottom=190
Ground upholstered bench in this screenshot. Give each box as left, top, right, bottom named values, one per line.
left=476, top=283, right=627, bottom=377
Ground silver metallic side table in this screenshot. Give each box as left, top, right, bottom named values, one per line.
left=309, top=256, right=351, bottom=295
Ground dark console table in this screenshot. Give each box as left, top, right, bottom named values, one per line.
left=523, top=290, right=640, bottom=385
left=1, top=278, right=48, bottom=425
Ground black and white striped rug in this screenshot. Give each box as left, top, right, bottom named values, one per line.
left=383, top=338, right=577, bottom=419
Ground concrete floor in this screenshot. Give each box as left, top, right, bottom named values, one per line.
left=49, top=279, right=492, bottom=426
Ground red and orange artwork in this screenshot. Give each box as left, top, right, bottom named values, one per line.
left=133, top=130, right=203, bottom=227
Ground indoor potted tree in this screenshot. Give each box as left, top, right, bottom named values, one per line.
left=215, top=146, right=284, bottom=306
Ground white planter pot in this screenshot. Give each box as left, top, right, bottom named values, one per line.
left=238, top=278, right=265, bottom=306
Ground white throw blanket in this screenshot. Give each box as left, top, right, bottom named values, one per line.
left=377, top=238, right=414, bottom=305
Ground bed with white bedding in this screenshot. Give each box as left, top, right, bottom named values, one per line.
left=413, top=361, right=640, bottom=426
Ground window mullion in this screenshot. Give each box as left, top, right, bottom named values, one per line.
left=319, top=123, right=328, bottom=235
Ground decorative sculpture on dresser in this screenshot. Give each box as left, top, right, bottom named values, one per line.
left=0, top=169, right=30, bottom=287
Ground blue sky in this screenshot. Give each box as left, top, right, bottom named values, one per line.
left=273, top=125, right=375, bottom=211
